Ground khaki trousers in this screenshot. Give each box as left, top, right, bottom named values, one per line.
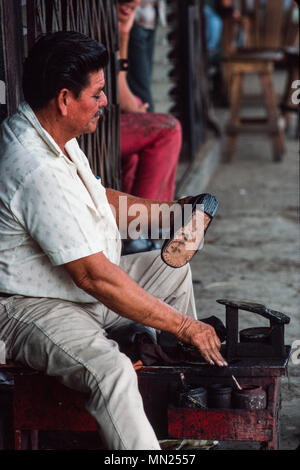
left=0, top=250, right=197, bottom=450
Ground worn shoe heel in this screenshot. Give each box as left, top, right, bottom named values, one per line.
left=161, top=193, right=219, bottom=268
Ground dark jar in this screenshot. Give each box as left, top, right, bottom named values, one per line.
left=207, top=384, right=232, bottom=409
left=179, top=386, right=208, bottom=409
left=233, top=385, right=267, bottom=410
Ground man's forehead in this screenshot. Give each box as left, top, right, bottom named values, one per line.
left=88, top=69, right=105, bottom=88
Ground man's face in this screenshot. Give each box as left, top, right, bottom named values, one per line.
left=67, top=68, right=107, bottom=136
left=117, top=0, right=140, bottom=23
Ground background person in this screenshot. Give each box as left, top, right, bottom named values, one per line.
left=127, top=0, right=167, bottom=112
left=117, top=0, right=182, bottom=254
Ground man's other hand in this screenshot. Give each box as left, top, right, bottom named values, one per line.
left=176, top=317, right=228, bottom=367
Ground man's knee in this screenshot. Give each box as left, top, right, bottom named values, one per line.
left=177, top=261, right=193, bottom=283
left=84, top=347, right=137, bottom=392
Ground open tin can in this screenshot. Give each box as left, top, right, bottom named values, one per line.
left=233, top=384, right=267, bottom=410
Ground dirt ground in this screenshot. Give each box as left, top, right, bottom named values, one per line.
left=152, top=26, right=299, bottom=450
left=184, top=113, right=299, bottom=450
left=189, top=130, right=299, bottom=344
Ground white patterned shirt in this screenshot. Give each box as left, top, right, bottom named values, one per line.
left=0, top=101, right=121, bottom=302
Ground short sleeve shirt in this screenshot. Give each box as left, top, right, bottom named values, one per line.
left=0, top=101, right=122, bottom=302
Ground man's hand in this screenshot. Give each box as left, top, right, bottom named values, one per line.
left=176, top=316, right=228, bottom=367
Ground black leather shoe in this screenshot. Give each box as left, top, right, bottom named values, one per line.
left=161, top=193, right=219, bottom=268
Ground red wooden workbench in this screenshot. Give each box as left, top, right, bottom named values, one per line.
left=0, top=354, right=289, bottom=450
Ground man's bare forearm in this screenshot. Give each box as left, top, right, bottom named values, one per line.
left=64, top=252, right=227, bottom=367
left=106, top=188, right=177, bottom=230
left=66, top=252, right=183, bottom=334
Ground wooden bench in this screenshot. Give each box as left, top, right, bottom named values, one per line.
left=0, top=361, right=171, bottom=450
left=0, top=362, right=99, bottom=449
left=0, top=358, right=288, bottom=450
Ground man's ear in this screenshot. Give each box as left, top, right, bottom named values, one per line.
left=57, top=89, right=71, bottom=116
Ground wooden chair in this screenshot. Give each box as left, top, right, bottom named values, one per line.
left=222, top=0, right=299, bottom=163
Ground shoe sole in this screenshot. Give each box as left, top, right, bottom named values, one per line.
left=161, top=194, right=219, bottom=268
left=161, top=210, right=211, bottom=268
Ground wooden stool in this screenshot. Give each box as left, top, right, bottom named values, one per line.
left=223, top=51, right=285, bottom=163
left=221, top=0, right=299, bottom=163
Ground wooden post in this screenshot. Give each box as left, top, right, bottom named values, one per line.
left=225, top=305, right=239, bottom=360
left=0, top=0, right=24, bottom=115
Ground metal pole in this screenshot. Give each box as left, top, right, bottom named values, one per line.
left=0, top=0, right=24, bottom=116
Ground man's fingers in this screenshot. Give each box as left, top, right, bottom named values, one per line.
left=199, top=332, right=227, bottom=367
left=209, top=348, right=228, bottom=367
left=197, top=342, right=213, bottom=365
left=210, top=330, right=221, bottom=350
left=201, top=346, right=227, bottom=367
left=207, top=335, right=227, bottom=366
left=201, top=350, right=214, bottom=366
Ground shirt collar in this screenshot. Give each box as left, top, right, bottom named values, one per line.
left=18, top=101, right=64, bottom=158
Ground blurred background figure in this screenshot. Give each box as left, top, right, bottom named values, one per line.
left=204, top=1, right=243, bottom=105
left=204, top=1, right=223, bottom=54
left=117, top=0, right=182, bottom=254
left=127, top=0, right=167, bottom=112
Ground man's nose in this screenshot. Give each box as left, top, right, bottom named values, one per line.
left=100, top=92, right=108, bottom=108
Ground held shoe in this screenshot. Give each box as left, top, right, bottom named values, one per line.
left=161, top=193, right=219, bottom=268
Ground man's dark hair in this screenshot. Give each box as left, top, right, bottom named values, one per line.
left=22, top=31, right=109, bottom=110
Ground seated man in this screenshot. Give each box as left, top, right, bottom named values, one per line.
left=117, top=1, right=182, bottom=253
left=0, top=31, right=226, bottom=451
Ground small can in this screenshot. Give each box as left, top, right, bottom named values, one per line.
left=207, top=384, right=232, bottom=409
left=233, top=385, right=267, bottom=410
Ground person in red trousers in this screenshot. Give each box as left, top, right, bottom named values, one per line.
left=120, top=112, right=182, bottom=201
left=117, top=0, right=182, bottom=254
